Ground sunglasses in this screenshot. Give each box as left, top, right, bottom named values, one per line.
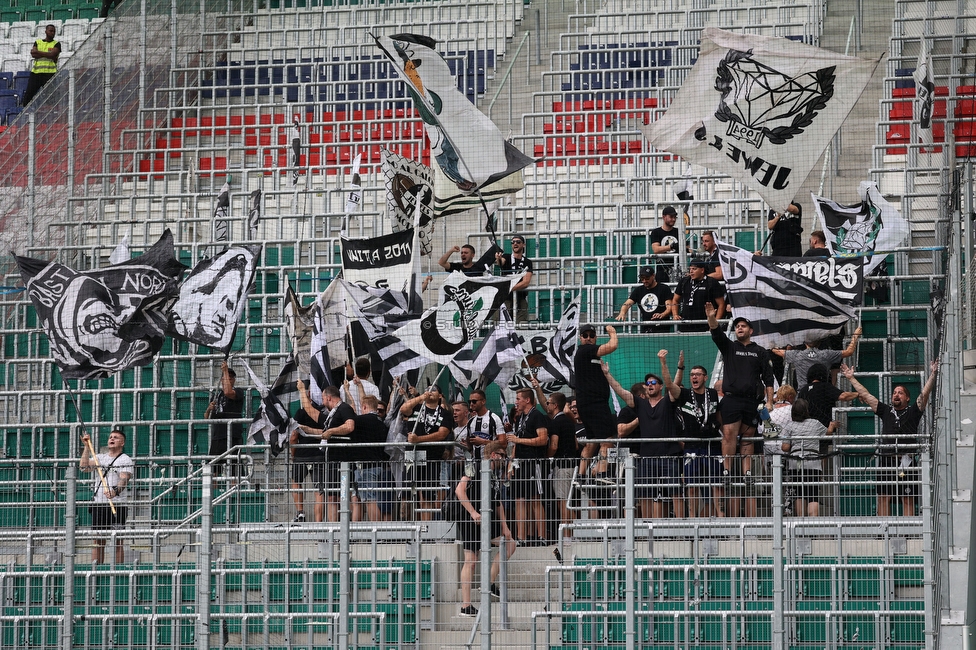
left=646, top=379, right=660, bottom=386
left=581, top=333, right=596, bottom=338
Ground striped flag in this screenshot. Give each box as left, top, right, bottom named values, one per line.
left=531, top=293, right=581, bottom=386
left=212, top=181, right=231, bottom=242
left=244, top=353, right=300, bottom=457
left=717, top=241, right=860, bottom=347
left=247, top=189, right=262, bottom=239
left=469, top=304, right=524, bottom=388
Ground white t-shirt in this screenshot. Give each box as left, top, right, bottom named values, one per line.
left=340, top=379, right=381, bottom=412
left=91, top=452, right=134, bottom=503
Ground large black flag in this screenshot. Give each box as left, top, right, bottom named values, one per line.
left=245, top=353, right=300, bottom=457
left=168, top=244, right=262, bottom=353
left=16, top=230, right=186, bottom=380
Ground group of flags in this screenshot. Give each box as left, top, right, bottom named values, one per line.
left=14, top=29, right=920, bottom=454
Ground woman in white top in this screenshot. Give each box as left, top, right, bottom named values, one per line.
left=781, top=399, right=836, bottom=517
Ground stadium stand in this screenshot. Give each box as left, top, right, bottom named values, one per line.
left=0, top=0, right=971, bottom=647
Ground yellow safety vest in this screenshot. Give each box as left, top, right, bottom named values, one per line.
left=32, top=39, right=58, bottom=74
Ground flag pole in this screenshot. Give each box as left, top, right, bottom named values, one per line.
left=61, top=376, right=117, bottom=515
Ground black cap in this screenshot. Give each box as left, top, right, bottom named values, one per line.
left=662, top=205, right=677, bottom=217
left=689, top=258, right=708, bottom=268
left=639, top=265, right=654, bottom=277
left=580, top=324, right=597, bottom=336
left=732, top=316, right=752, bottom=328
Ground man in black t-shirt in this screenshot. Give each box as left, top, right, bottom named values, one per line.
left=496, top=234, right=534, bottom=322
left=546, top=392, right=578, bottom=538
left=672, top=260, right=726, bottom=333
left=574, top=325, right=619, bottom=471
left=298, top=383, right=356, bottom=522
left=511, top=388, right=549, bottom=545
left=767, top=201, right=804, bottom=257
left=842, top=361, right=938, bottom=517
left=438, top=244, right=493, bottom=276
left=803, top=230, right=830, bottom=257
left=701, top=231, right=723, bottom=281
left=615, top=266, right=672, bottom=333
left=400, top=384, right=454, bottom=521
left=290, top=405, right=325, bottom=523
left=651, top=205, right=686, bottom=283
left=352, top=395, right=392, bottom=522
left=206, top=361, right=245, bottom=477
left=707, top=304, right=774, bottom=518
left=676, top=364, right=723, bottom=517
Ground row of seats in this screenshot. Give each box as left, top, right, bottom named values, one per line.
left=884, top=82, right=976, bottom=158
left=0, top=1, right=101, bottom=24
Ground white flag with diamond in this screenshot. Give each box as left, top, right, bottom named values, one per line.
left=642, top=28, right=880, bottom=213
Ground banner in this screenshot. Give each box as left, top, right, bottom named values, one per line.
left=383, top=149, right=436, bottom=256
left=373, top=33, right=533, bottom=194
left=340, top=228, right=416, bottom=290
left=530, top=293, right=581, bottom=386
left=812, top=181, right=909, bottom=275
left=642, top=28, right=880, bottom=212
left=168, top=244, right=261, bottom=353
left=244, top=353, right=300, bottom=457
left=16, top=229, right=186, bottom=380
left=717, top=241, right=861, bottom=347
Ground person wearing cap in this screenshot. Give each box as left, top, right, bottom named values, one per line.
left=438, top=244, right=492, bottom=277
left=651, top=205, right=687, bottom=283
left=672, top=259, right=726, bottom=333
left=767, top=201, right=804, bottom=257
left=496, top=235, right=534, bottom=322
left=772, top=326, right=862, bottom=388
left=573, top=325, right=619, bottom=448
left=615, top=265, right=673, bottom=333
left=706, top=303, right=774, bottom=517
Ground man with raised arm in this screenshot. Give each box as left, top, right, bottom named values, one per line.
left=706, top=302, right=774, bottom=518
left=602, top=351, right=684, bottom=519
left=840, top=360, right=939, bottom=517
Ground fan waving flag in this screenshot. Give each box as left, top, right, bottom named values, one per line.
left=642, top=28, right=880, bottom=213
left=168, top=244, right=261, bottom=353
left=812, top=181, right=909, bottom=275
left=15, top=229, right=186, bottom=380
left=373, top=33, right=534, bottom=195
left=244, top=353, right=300, bottom=457
left=717, top=241, right=861, bottom=347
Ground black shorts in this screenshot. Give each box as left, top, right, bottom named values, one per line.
left=90, top=503, right=128, bottom=530
left=791, top=468, right=822, bottom=502
left=876, top=455, right=918, bottom=497
left=457, top=515, right=502, bottom=552
left=636, top=456, right=681, bottom=500
left=512, top=461, right=543, bottom=499
left=291, top=454, right=324, bottom=485
left=577, top=400, right=616, bottom=440
left=406, top=458, right=442, bottom=497
left=719, top=395, right=760, bottom=429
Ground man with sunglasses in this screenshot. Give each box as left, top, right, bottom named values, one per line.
left=465, top=389, right=507, bottom=462
left=706, top=303, right=774, bottom=518
left=573, top=325, right=619, bottom=444
left=496, top=235, right=534, bottom=322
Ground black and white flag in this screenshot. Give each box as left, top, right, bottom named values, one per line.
left=913, top=38, right=934, bottom=146
left=289, top=115, right=302, bottom=186
left=168, top=244, right=261, bottom=353
left=245, top=353, right=300, bottom=457
left=109, top=234, right=130, bottom=265
left=340, top=228, right=416, bottom=290
left=284, top=285, right=315, bottom=374
left=466, top=304, right=523, bottom=388
left=642, top=28, right=880, bottom=213
left=383, top=149, right=435, bottom=256
left=247, top=189, right=262, bottom=239
left=717, top=241, right=861, bottom=347
left=16, top=229, right=186, bottom=380
left=374, top=33, right=534, bottom=195
left=812, top=181, right=909, bottom=275
left=529, top=293, right=581, bottom=387
left=344, top=152, right=363, bottom=219
left=212, top=181, right=231, bottom=242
